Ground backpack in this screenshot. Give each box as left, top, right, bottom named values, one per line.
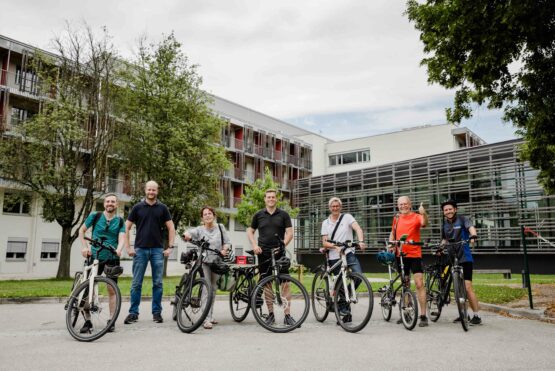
left=91, top=212, right=124, bottom=234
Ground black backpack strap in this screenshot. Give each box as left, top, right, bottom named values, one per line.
left=91, top=212, right=102, bottom=234
left=217, top=223, right=224, bottom=247
left=330, top=213, right=345, bottom=241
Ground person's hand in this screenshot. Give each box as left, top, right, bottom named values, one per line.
left=387, top=244, right=395, bottom=253
left=221, top=246, right=229, bottom=256
left=358, top=242, right=367, bottom=250
left=81, top=246, right=91, bottom=258
left=116, top=248, right=123, bottom=257
left=319, top=247, right=326, bottom=254
left=182, top=232, right=191, bottom=241
left=127, top=246, right=136, bottom=257
left=418, top=202, right=426, bottom=214
left=163, top=248, right=172, bottom=257
left=253, top=245, right=262, bottom=255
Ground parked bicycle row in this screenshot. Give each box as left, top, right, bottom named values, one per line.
left=65, top=180, right=481, bottom=341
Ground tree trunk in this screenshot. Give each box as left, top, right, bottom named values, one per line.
left=56, top=225, right=75, bottom=279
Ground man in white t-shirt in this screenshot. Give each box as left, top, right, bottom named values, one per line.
left=321, top=197, right=366, bottom=322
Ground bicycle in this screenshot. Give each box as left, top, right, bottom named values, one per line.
left=228, top=254, right=264, bottom=322
left=377, top=234, right=421, bottom=330
left=250, top=236, right=310, bottom=333
left=65, top=237, right=122, bottom=342
left=425, top=238, right=474, bottom=332
left=311, top=240, right=374, bottom=332
left=170, top=238, right=223, bottom=333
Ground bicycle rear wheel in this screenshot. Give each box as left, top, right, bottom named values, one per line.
left=453, top=271, right=469, bottom=332
left=399, top=288, right=418, bottom=331
left=311, top=270, right=331, bottom=322
left=426, top=271, right=442, bottom=322
left=333, top=272, right=374, bottom=333
left=176, top=277, right=213, bottom=333
left=251, top=274, right=310, bottom=333
left=229, top=271, right=252, bottom=322
left=380, top=289, right=393, bottom=321
left=65, top=276, right=121, bottom=342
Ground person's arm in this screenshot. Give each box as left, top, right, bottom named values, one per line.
left=284, top=226, right=293, bottom=247
left=351, top=221, right=366, bottom=250
left=164, top=220, right=176, bottom=257
left=247, top=227, right=261, bottom=255
left=469, top=226, right=478, bottom=247
left=116, top=232, right=125, bottom=257
left=418, top=202, right=429, bottom=227
left=221, top=225, right=232, bottom=254
left=125, top=220, right=136, bottom=257
left=78, top=224, right=91, bottom=258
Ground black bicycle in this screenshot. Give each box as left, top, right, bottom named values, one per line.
left=170, top=238, right=222, bottom=333
left=228, top=255, right=264, bottom=322
left=377, top=234, right=421, bottom=330
left=250, top=236, right=310, bottom=333
left=311, top=240, right=374, bottom=332
left=425, top=238, right=474, bottom=332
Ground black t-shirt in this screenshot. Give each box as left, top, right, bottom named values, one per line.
left=128, top=200, right=172, bottom=248
left=250, top=208, right=292, bottom=249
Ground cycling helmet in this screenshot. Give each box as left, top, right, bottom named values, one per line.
left=276, top=255, right=291, bottom=273
left=440, top=199, right=457, bottom=210
left=222, top=246, right=235, bottom=264
left=376, top=251, right=395, bottom=266
left=104, top=264, right=124, bottom=278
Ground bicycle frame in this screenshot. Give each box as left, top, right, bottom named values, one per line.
left=320, top=243, right=359, bottom=305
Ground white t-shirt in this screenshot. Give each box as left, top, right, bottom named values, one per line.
left=321, top=213, right=356, bottom=260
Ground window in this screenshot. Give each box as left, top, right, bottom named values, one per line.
left=2, top=192, right=31, bottom=214
left=41, top=240, right=59, bottom=260
left=328, top=149, right=370, bottom=166
left=10, top=107, right=34, bottom=127
left=6, top=238, right=27, bottom=261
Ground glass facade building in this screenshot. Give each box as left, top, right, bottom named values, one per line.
left=294, top=140, right=555, bottom=258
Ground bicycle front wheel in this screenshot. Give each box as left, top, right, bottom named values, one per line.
left=333, top=272, right=374, bottom=333
left=229, top=271, right=252, bottom=322
left=311, top=269, right=331, bottom=322
left=453, top=271, right=469, bottom=332
left=399, top=288, right=418, bottom=331
left=65, top=276, right=121, bottom=342
left=426, top=271, right=442, bottom=322
left=176, top=278, right=213, bottom=333
left=251, top=274, right=310, bottom=333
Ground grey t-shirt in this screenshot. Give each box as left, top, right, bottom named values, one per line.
left=187, top=224, right=231, bottom=257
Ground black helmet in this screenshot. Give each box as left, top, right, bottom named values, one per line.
left=104, top=264, right=123, bottom=278
left=440, top=199, right=457, bottom=210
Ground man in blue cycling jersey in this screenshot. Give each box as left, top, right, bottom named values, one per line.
left=441, top=199, right=481, bottom=325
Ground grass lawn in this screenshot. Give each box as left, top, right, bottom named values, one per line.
left=0, top=273, right=549, bottom=305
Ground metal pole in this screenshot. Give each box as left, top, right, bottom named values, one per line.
left=520, top=225, right=533, bottom=309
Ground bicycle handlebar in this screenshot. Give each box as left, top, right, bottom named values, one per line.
left=188, top=238, right=224, bottom=257
left=327, top=240, right=363, bottom=249
left=84, top=237, right=117, bottom=256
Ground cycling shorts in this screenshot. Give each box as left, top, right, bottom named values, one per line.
left=396, top=257, right=423, bottom=275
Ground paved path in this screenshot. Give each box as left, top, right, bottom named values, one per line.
left=0, top=298, right=554, bottom=371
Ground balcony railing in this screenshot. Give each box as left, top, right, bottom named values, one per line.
left=233, top=197, right=242, bottom=207
left=0, top=69, right=43, bottom=98
left=234, top=138, right=244, bottom=151
left=244, top=170, right=255, bottom=183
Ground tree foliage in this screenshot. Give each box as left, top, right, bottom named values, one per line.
left=0, top=25, right=122, bottom=278
left=118, top=33, right=230, bottom=234
left=406, top=0, right=555, bottom=193
left=236, top=167, right=299, bottom=227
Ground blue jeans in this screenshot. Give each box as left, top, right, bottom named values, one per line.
left=129, top=247, right=164, bottom=315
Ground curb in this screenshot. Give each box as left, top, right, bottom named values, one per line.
left=480, top=302, right=555, bottom=324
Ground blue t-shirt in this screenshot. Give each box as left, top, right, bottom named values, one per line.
left=441, top=215, right=474, bottom=263
left=85, top=212, right=125, bottom=261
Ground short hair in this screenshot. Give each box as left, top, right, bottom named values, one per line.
left=103, top=193, right=118, bottom=201
left=397, top=196, right=411, bottom=205
left=265, top=189, right=277, bottom=196
left=200, top=206, right=216, bottom=218
left=145, top=180, right=159, bottom=189
left=328, top=197, right=342, bottom=207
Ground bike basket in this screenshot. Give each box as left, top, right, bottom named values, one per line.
left=217, top=271, right=236, bottom=291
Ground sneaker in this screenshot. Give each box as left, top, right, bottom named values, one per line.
left=153, top=313, right=163, bottom=323
left=470, top=315, right=482, bottom=325
left=124, top=313, right=138, bottom=324
left=453, top=315, right=471, bottom=323
left=419, top=316, right=429, bottom=327
left=265, top=312, right=275, bottom=325
left=284, top=314, right=297, bottom=326
left=339, top=308, right=350, bottom=317
left=211, top=319, right=218, bottom=325
left=342, top=314, right=352, bottom=323
left=107, top=320, right=115, bottom=332
left=79, top=320, right=93, bottom=333
left=203, top=321, right=213, bottom=329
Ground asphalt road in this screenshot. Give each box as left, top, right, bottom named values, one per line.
left=0, top=298, right=554, bottom=371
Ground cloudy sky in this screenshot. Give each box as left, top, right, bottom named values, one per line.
left=1, top=0, right=517, bottom=143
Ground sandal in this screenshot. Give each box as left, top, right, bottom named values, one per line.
left=203, top=321, right=213, bottom=329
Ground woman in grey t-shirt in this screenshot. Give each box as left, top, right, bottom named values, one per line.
left=183, top=206, right=231, bottom=329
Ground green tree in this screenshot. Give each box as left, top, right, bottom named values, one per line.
left=119, top=33, right=229, bottom=242
left=236, top=167, right=299, bottom=227
left=406, top=0, right=555, bottom=193
left=0, top=25, right=123, bottom=278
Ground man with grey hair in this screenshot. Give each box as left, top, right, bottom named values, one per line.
left=124, top=180, right=175, bottom=325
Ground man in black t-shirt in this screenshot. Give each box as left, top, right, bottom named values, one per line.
left=124, top=180, right=175, bottom=325
left=247, top=189, right=294, bottom=326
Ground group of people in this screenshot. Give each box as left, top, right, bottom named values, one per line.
left=79, top=180, right=481, bottom=332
